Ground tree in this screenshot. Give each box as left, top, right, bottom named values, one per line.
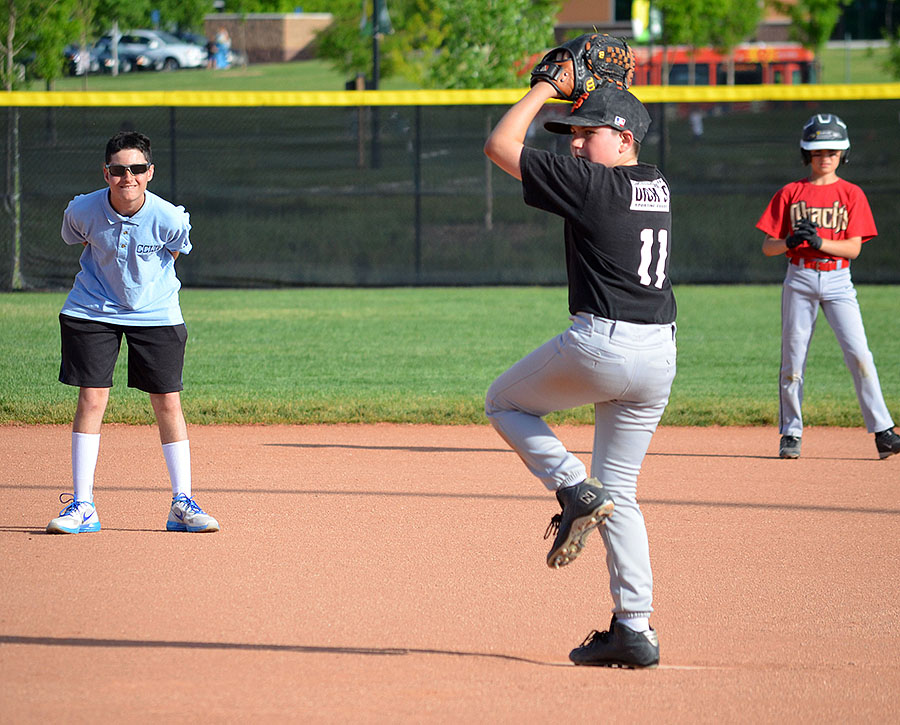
left=0, top=0, right=67, bottom=90
left=1, top=0, right=68, bottom=290
left=768, top=0, right=854, bottom=80
left=312, top=0, right=429, bottom=83
left=381, top=0, right=445, bottom=88
left=426, top=0, right=560, bottom=89
left=426, top=0, right=559, bottom=89
left=652, top=0, right=712, bottom=84
left=219, top=0, right=295, bottom=11
left=151, top=0, right=215, bottom=33
left=23, top=0, right=75, bottom=88
left=653, top=0, right=711, bottom=47
left=313, top=0, right=560, bottom=89
left=884, top=27, right=900, bottom=80
left=64, top=0, right=149, bottom=88
left=653, top=0, right=761, bottom=84
left=704, top=0, right=763, bottom=85
left=314, top=0, right=391, bottom=80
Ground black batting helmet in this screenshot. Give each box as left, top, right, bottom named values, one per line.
left=800, top=114, right=850, bottom=165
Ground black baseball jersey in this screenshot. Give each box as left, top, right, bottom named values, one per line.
left=521, top=146, right=676, bottom=324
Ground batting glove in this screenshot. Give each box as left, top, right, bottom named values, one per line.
left=786, top=218, right=822, bottom=250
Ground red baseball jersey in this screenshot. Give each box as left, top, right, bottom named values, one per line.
left=756, top=177, right=877, bottom=263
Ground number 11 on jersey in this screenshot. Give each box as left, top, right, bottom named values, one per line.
left=638, top=228, right=669, bottom=289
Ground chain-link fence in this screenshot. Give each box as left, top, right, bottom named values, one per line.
left=1, top=96, right=899, bottom=291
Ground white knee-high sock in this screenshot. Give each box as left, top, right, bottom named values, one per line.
left=72, top=432, right=101, bottom=503
left=162, top=439, right=191, bottom=498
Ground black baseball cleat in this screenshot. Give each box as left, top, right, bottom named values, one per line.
left=544, top=478, right=614, bottom=569
left=875, top=427, right=900, bottom=460
left=779, top=435, right=801, bottom=459
left=569, top=616, right=660, bottom=669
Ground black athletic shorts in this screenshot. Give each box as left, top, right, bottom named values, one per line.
left=59, top=314, right=187, bottom=394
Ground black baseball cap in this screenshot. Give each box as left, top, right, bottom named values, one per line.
left=544, top=85, right=651, bottom=142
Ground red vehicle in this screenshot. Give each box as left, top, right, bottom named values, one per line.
left=631, top=43, right=816, bottom=85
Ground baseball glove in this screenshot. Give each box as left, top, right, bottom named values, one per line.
left=530, top=33, right=635, bottom=100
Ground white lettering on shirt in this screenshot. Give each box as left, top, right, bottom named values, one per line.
left=630, top=179, right=670, bottom=212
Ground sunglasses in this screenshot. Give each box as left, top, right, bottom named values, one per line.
left=105, top=163, right=150, bottom=177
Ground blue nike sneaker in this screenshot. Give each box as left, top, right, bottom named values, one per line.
left=46, top=493, right=101, bottom=534
left=166, top=493, right=219, bottom=533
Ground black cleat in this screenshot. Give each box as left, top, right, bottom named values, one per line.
left=779, top=435, right=801, bottom=459
left=544, top=478, right=614, bottom=569
left=569, top=616, right=660, bottom=669
left=875, top=427, right=900, bottom=460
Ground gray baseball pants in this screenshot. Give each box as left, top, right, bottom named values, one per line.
left=485, top=312, right=677, bottom=619
left=780, top=265, right=893, bottom=436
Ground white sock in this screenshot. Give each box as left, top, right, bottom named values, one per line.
left=72, top=432, right=100, bottom=503
left=619, top=617, right=650, bottom=633
left=162, top=439, right=191, bottom=498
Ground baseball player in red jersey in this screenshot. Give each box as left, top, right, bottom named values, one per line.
left=484, top=80, right=676, bottom=668
left=757, top=114, right=900, bottom=460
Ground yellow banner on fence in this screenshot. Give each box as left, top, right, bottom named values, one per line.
left=1, top=84, right=899, bottom=107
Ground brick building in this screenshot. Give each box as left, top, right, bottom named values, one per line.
left=204, top=13, right=333, bottom=64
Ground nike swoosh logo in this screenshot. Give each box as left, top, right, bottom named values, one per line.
left=82, top=511, right=93, bottom=522
left=173, top=510, right=185, bottom=521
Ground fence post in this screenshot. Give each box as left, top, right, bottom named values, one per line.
left=484, top=113, right=493, bottom=231
left=414, top=105, right=422, bottom=279
left=5, top=107, right=24, bottom=290
left=169, top=107, right=177, bottom=202
left=356, top=74, right=366, bottom=169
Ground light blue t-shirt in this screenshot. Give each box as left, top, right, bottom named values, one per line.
left=60, top=189, right=192, bottom=326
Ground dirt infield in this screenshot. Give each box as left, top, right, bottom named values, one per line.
left=2, top=423, right=899, bottom=723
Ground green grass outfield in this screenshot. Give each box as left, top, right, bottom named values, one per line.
left=2, top=286, right=898, bottom=427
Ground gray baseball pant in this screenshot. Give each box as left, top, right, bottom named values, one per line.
left=780, top=265, right=893, bottom=436
left=485, top=312, right=676, bottom=619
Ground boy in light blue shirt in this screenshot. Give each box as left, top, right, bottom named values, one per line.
left=47, top=131, right=219, bottom=535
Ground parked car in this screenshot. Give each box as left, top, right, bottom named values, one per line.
left=176, top=31, right=215, bottom=65
left=63, top=43, right=98, bottom=76
left=65, top=40, right=141, bottom=75
left=97, top=30, right=206, bottom=71
left=94, top=44, right=142, bottom=74
left=88, top=38, right=143, bottom=74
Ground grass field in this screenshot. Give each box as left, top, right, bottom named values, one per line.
left=2, top=285, right=898, bottom=427
left=43, top=59, right=419, bottom=92
left=34, top=46, right=895, bottom=93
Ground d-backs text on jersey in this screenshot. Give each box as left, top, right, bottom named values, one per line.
left=630, top=178, right=670, bottom=212
left=789, top=201, right=849, bottom=233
